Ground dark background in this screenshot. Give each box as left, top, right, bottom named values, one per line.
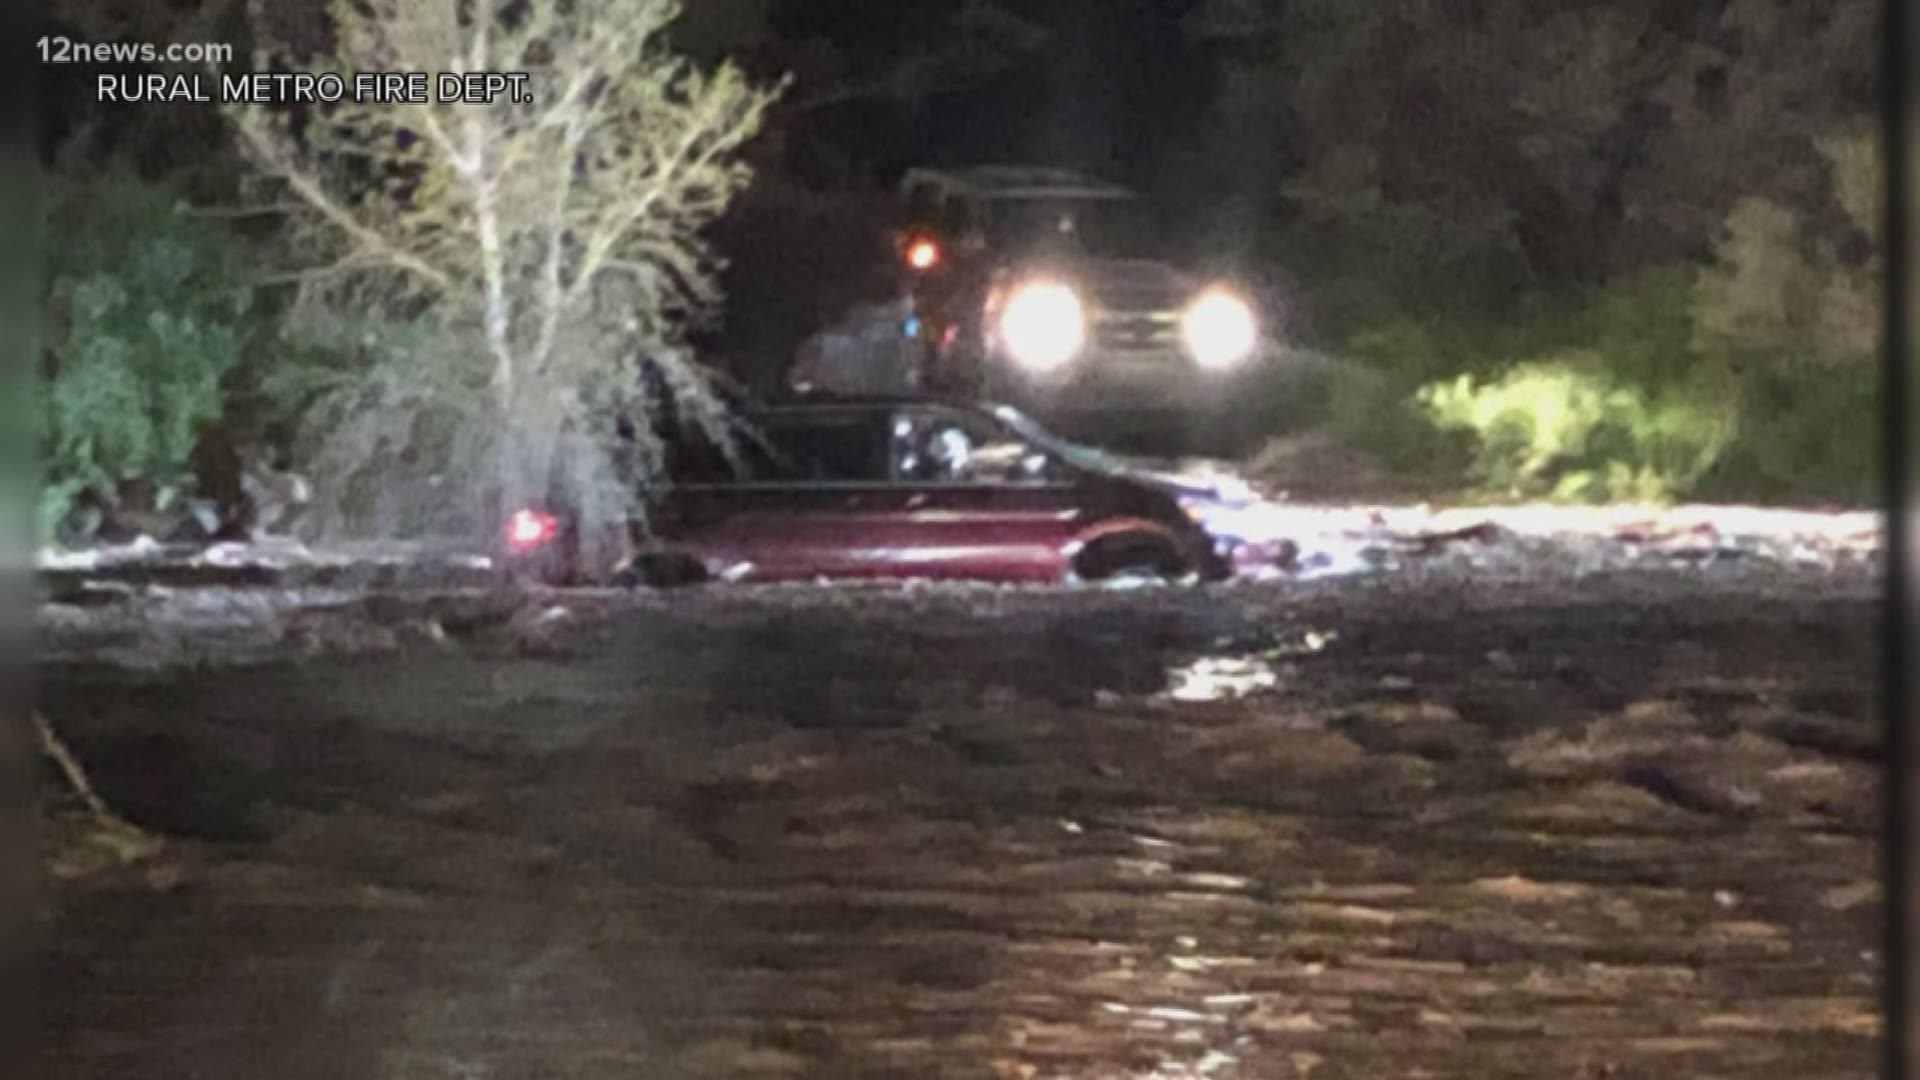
left=31, top=0, right=1884, bottom=506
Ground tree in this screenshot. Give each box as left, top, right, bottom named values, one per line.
left=768, top=1, right=1049, bottom=116
left=40, top=180, right=256, bottom=541
left=1189, top=0, right=1879, bottom=503
left=227, top=0, right=776, bottom=556
left=42, top=0, right=260, bottom=193
left=673, top=1, right=1053, bottom=387
left=1189, top=0, right=1876, bottom=322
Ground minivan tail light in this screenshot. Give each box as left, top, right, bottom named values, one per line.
left=506, top=509, right=561, bottom=554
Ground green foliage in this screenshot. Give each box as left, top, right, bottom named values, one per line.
left=1304, top=251, right=1876, bottom=506
left=1419, top=359, right=1731, bottom=503
left=1702, top=362, right=1880, bottom=506
left=40, top=181, right=256, bottom=538
left=255, top=302, right=452, bottom=428
left=0, top=155, right=36, bottom=562
left=1201, top=0, right=1874, bottom=295
left=1205, top=0, right=1877, bottom=507
left=1250, top=351, right=1466, bottom=481
left=1682, top=163, right=1878, bottom=504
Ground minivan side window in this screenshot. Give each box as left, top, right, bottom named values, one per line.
left=760, top=415, right=890, bottom=482
left=663, top=421, right=740, bottom=485
left=892, top=409, right=1056, bottom=484
left=665, top=422, right=779, bottom=484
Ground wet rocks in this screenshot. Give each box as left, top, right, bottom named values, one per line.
left=1334, top=700, right=1489, bottom=763
left=1505, top=699, right=1876, bottom=825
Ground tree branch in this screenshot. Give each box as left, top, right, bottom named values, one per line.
left=531, top=114, right=588, bottom=381
left=567, top=79, right=770, bottom=307
left=233, top=115, right=454, bottom=292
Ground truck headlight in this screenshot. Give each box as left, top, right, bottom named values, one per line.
left=999, top=281, right=1086, bottom=371
left=1183, top=291, right=1259, bottom=370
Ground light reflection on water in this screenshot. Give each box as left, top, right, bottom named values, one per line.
left=1162, top=656, right=1282, bottom=703
left=1159, top=630, right=1337, bottom=703
left=1120, top=629, right=1353, bottom=1077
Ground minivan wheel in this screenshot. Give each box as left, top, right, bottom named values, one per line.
left=1094, top=567, right=1184, bottom=589
left=1072, top=534, right=1190, bottom=587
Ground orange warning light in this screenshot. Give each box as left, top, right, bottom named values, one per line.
left=905, top=238, right=941, bottom=272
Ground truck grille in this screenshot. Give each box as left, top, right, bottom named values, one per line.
left=1092, top=310, right=1182, bottom=358
left=1079, top=258, right=1191, bottom=361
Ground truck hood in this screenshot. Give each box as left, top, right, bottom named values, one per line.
left=1074, top=258, right=1199, bottom=314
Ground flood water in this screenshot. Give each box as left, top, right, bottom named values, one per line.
left=38, top=572, right=1881, bottom=1078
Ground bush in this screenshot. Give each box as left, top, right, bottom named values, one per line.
left=1684, top=186, right=1880, bottom=506
left=1701, top=362, right=1880, bottom=506
left=1419, top=357, right=1733, bottom=504
left=262, top=303, right=500, bottom=539
left=1248, top=349, right=1356, bottom=436
left=1324, top=365, right=1465, bottom=479
left=1249, top=350, right=1467, bottom=483
left=1299, top=275, right=1697, bottom=496
left=40, top=182, right=256, bottom=540
left=1293, top=259, right=1874, bottom=507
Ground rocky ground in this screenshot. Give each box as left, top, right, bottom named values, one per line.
left=32, top=533, right=1883, bottom=1079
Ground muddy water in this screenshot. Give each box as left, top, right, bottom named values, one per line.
left=39, top=575, right=1880, bottom=1078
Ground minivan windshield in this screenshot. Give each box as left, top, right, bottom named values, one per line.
left=991, top=406, right=1128, bottom=474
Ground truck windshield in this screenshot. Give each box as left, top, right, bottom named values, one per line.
left=985, top=198, right=1163, bottom=259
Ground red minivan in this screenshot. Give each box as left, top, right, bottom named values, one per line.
left=505, top=397, right=1233, bottom=587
